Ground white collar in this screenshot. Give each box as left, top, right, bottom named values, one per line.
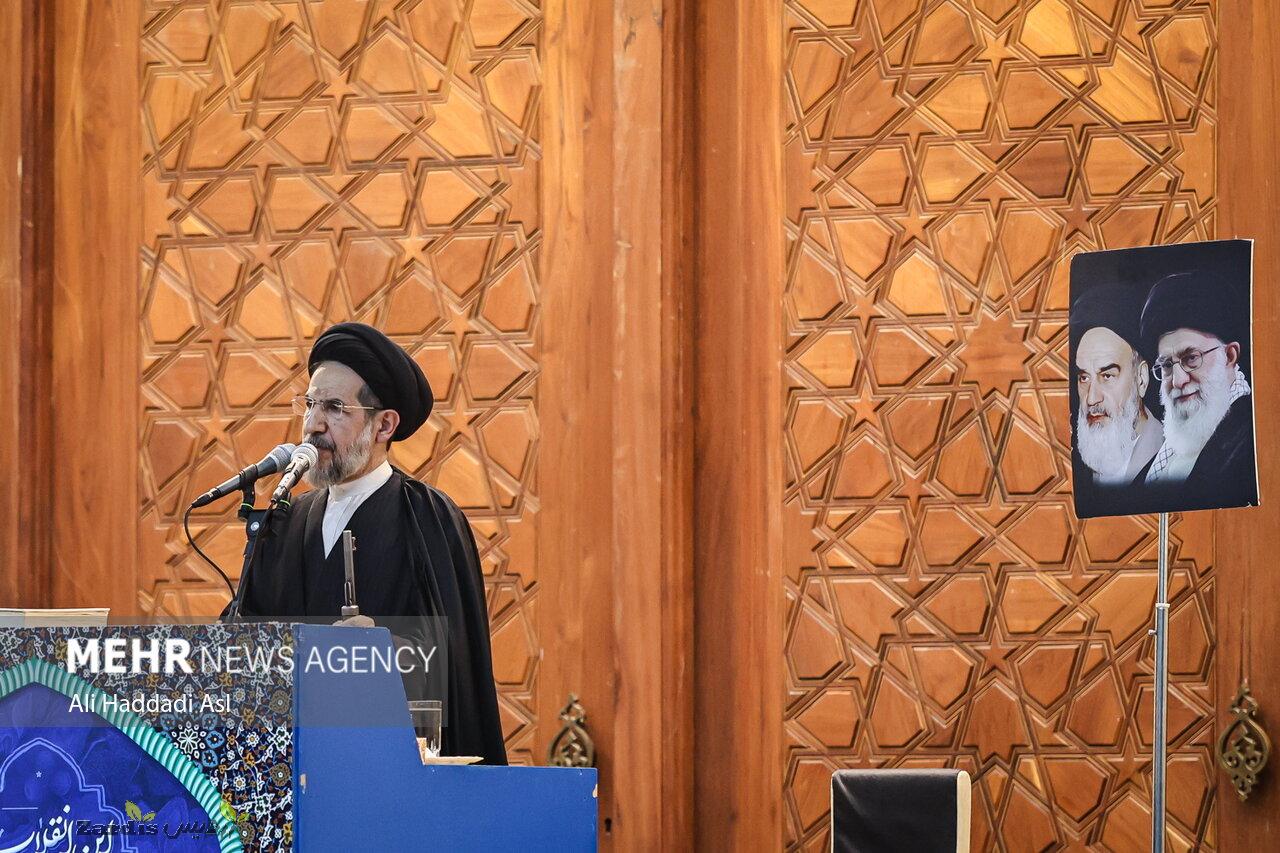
left=328, top=460, right=393, bottom=503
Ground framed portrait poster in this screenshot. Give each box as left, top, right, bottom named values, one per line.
left=1069, top=239, right=1258, bottom=518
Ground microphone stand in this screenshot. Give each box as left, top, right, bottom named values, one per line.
left=222, top=482, right=283, bottom=624
left=1151, top=512, right=1170, bottom=852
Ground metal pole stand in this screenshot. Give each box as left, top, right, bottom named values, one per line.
left=1150, top=512, right=1170, bottom=852
left=222, top=484, right=269, bottom=624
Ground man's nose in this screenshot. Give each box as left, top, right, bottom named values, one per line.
left=1085, top=381, right=1103, bottom=406
left=1170, top=361, right=1193, bottom=385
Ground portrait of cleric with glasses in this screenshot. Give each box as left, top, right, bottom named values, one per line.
left=1069, top=240, right=1258, bottom=519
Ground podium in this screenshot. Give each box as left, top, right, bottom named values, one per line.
left=0, top=623, right=597, bottom=851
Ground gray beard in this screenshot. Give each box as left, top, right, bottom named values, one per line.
left=304, top=421, right=375, bottom=489
left=1077, top=392, right=1140, bottom=483
left=1161, top=365, right=1233, bottom=458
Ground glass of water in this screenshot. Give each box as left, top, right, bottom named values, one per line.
left=408, top=700, right=442, bottom=762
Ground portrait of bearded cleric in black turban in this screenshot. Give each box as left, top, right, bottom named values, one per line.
left=1069, top=240, right=1258, bottom=518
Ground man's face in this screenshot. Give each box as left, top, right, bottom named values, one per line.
left=303, top=361, right=377, bottom=488
left=1156, top=328, right=1237, bottom=417
left=1075, top=326, right=1147, bottom=479
left=1076, top=327, right=1146, bottom=427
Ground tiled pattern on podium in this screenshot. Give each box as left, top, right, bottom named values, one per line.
left=138, top=0, right=543, bottom=764
left=782, top=1, right=1217, bottom=849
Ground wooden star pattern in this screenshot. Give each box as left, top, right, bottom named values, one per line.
left=140, top=0, right=544, bottom=765
left=975, top=27, right=1018, bottom=79
left=782, top=1, right=1220, bottom=849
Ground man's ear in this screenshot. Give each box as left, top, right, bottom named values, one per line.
left=1136, top=361, right=1149, bottom=397
left=375, top=409, right=400, bottom=444
left=1225, top=342, right=1240, bottom=367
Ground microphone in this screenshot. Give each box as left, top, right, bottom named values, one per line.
left=271, top=443, right=320, bottom=503
left=190, top=444, right=297, bottom=509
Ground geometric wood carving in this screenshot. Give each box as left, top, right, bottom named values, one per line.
left=783, top=1, right=1217, bottom=848
left=139, top=0, right=542, bottom=764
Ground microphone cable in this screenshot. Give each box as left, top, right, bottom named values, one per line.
left=183, top=504, right=236, bottom=598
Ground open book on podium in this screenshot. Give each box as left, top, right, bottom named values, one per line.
left=0, top=622, right=596, bottom=851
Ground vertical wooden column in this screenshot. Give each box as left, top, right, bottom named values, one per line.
left=693, top=0, right=785, bottom=849
left=0, top=7, right=17, bottom=600
left=0, top=0, right=53, bottom=607
left=611, top=0, right=695, bottom=848
left=1215, top=0, right=1280, bottom=845
left=540, top=0, right=618, bottom=833
left=50, top=1, right=140, bottom=613
left=0, top=5, right=31, bottom=600
left=542, top=0, right=695, bottom=847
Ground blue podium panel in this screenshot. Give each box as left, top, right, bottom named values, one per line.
left=0, top=625, right=597, bottom=852
left=293, top=625, right=597, bottom=852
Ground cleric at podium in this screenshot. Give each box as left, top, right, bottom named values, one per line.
left=219, top=322, right=507, bottom=765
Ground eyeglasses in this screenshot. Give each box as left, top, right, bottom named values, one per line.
left=291, top=394, right=380, bottom=421
left=1152, top=345, right=1222, bottom=381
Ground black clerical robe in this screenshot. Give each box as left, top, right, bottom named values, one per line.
left=227, top=468, right=507, bottom=765
left=1180, top=395, right=1257, bottom=504
left=1136, top=395, right=1258, bottom=513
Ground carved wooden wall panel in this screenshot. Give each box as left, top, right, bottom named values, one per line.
left=782, top=1, right=1217, bottom=849
left=138, top=0, right=542, bottom=763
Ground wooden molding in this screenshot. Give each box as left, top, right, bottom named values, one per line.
left=0, top=0, right=55, bottom=608
left=693, top=0, right=786, bottom=848
left=540, top=0, right=696, bottom=846
left=539, top=0, right=620, bottom=840
left=51, top=0, right=140, bottom=613
left=1215, top=0, right=1279, bottom=846
left=612, top=0, right=696, bottom=848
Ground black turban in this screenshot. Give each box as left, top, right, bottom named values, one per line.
left=1070, top=281, right=1162, bottom=414
left=1139, top=270, right=1245, bottom=358
left=308, top=322, right=432, bottom=441
left=1070, top=284, right=1144, bottom=355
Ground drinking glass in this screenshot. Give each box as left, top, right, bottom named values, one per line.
left=409, top=699, right=442, bottom=762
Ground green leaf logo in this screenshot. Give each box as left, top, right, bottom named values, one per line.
left=220, top=800, right=238, bottom=821
left=142, top=812, right=156, bottom=822
left=125, top=801, right=142, bottom=821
